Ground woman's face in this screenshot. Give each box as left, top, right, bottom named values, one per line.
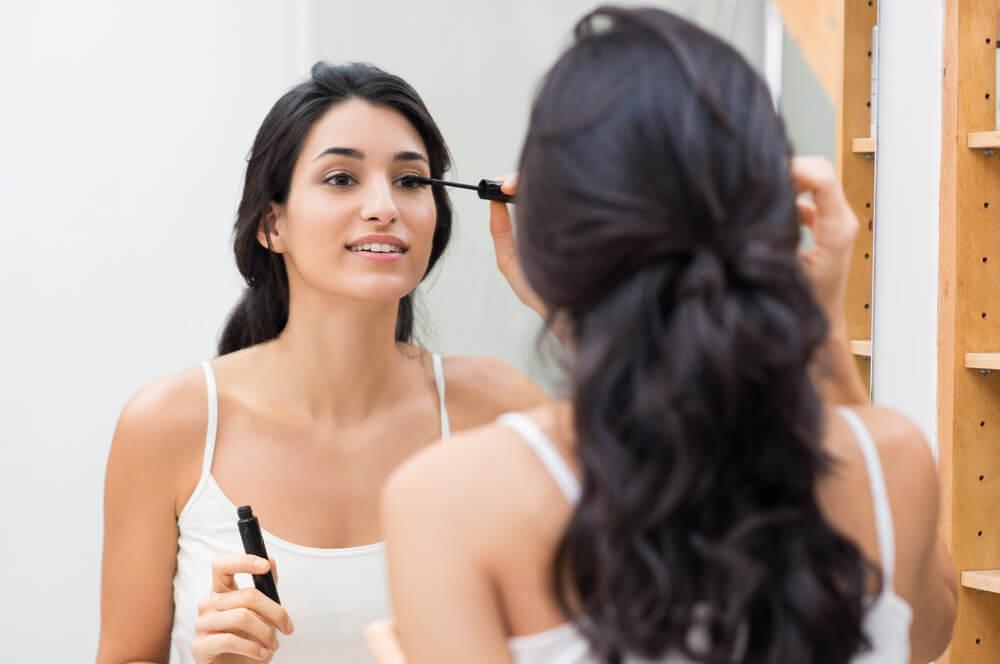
left=262, top=98, right=437, bottom=306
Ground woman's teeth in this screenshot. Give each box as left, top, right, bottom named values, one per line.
left=350, top=243, right=404, bottom=253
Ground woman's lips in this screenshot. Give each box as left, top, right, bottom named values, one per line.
left=346, top=247, right=405, bottom=263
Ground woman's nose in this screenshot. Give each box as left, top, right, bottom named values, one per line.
left=360, top=181, right=400, bottom=224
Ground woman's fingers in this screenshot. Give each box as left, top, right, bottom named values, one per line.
left=191, top=632, right=272, bottom=662
left=790, top=156, right=858, bottom=252
left=788, top=156, right=860, bottom=326
left=366, top=619, right=407, bottom=664
left=796, top=197, right=818, bottom=232
left=489, top=173, right=518, bottom=273
left=790, top=156, right=839, bottom=212
left=211, top=554, right=271, bottom=593
left=487, top=172, right=548, bottom=317
left=498, top=172, right=519, bottom=195
left=196, top=607, right=280, bottom=651
left=199, top=587, right=293, bottom=635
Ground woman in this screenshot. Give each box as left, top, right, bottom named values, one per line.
left=375, top=7, right=957, bottom=663
left=97, top=62, right=545, bottom=663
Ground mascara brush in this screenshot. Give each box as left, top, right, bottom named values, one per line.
left=401, top=175, right=515, bottom=204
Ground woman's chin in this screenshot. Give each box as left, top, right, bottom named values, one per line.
left=333, top=279, right=420, bottom=305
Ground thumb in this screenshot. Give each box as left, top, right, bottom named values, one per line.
left=489, top=200, right=517, bottom=271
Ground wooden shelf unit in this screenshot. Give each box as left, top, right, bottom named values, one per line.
left=851, top=137, right=876, bottom=154
left=963, top=570, right=1000, bottom=594
left=966, top=352, right=1000, bottom=370
left=836, top=0, right=877, bottom=394
left=850, top=339, right=872, bottom=357
left=939, top=2, right=1000, bottom=661
left=968, top=130, right=1000, bottom=149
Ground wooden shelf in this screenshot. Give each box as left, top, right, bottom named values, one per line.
left=938, top=2, right=1000, bottom=659
left=851, top=137, right=876, bottom=154
left=962, top=570, right=1000, bottom=594
left=968, top=131, right=1000, bottom=150
left=965, top=353, right=1000, bottom=370
left=850, top=339, right=872, bottom=358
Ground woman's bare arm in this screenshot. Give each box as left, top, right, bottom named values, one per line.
left=97, top=374, right=203, bottom=663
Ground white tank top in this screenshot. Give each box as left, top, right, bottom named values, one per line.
left=168, top=354, right=451, bottom=664
left=498, top=406, right=912, bottom=664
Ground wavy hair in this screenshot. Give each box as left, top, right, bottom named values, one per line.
left=516, top=7, right=876, bottom=663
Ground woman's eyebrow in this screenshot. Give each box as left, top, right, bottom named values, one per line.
left=394, top=150, right=428, bottom=164
left=312, top=147, right=428, bottom=164
left=314, top=146, right=363, bottom=161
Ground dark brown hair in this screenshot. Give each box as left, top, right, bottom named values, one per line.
left=517, top=8, right=875, bottom=663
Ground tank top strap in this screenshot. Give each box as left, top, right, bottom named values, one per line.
left=498, top=412, right=580, bottom=503
left=432, top=353, right=451, bottom=439
left=836, top=406, right=896, bottom=589
left=199, top=361, right=220, bottom=478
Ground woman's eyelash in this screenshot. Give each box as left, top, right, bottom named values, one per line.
left=322, top=173, right=427, bottom=188
left=398, top=175, right=428, bottom=189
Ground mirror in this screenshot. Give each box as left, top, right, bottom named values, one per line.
left=0, top=2, right=857, bottom=660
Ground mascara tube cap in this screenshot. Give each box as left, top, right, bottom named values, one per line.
left=477, top=179, right=515, bottom=204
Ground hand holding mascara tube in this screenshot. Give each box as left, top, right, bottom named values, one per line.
left=192, top=533, right=293, bottom=662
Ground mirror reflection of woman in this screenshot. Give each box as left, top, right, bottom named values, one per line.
left=372, top=8, right=957, bottom=664
left=96, top=62, right=545, bottom=664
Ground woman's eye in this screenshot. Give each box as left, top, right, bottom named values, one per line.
left=397, top=175, right=427, bottom=190
left=324, top=173, right=355, bottom=187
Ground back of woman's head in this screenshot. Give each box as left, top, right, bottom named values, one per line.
left=218, top=62, right=453, bottom=355
left=517, top=7, right=874, bottom=663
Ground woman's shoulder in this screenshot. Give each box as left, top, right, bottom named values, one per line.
left=839, top=404, right=939, bottom=536
left=820, top=404, right=938, bottom=592
left=117, top=364, right=209, bottom=440
left=826, top=404, right=936, bottom=494
left=115, top=346, right=262, bottom=447
left=439, top=354, right=550, bottom=430
left=106, top=361, right=220, bottom=514
left=110, top=363, right=214, bottom=477
left=382, top=403, right=572, bottom=553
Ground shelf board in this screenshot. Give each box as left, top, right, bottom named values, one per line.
left=851, top=137, right=876, bottom=154
left=968, top=131, right=1000, bottom=150
left=962, top=570, right=1000, bottom=594
left=965, top=353, right=1000, bottom=370
left=850, top=339, right=872, bottom=358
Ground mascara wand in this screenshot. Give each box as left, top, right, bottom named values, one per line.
left=401, top=175, right=515, bottom=204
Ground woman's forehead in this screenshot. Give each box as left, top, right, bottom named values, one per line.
left=301, top=98, right=428, bottom=163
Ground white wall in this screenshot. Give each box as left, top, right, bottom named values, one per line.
left=0, top=2, right=300, bottom=659
left=870, top=1, right=944, bottom=453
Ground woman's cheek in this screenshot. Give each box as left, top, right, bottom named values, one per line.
left=405, top=197, right=437, bottom=252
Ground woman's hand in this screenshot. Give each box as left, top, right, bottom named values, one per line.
left=191, top=555, right=294, bottom=663
left=488, top=174, right=546, bottom=319
left=489, top=174, right=577, bottom=344
left=366, top=619, right=407, bottom=664
left=792, top=156, right=869, bottom=404
left=791, top=156, right=860, bottom=332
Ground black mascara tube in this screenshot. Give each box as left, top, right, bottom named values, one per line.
left=236, top=505, right=281, bottom=604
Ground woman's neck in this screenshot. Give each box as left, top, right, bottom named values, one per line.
left=258, top=291, right=419, bottom=425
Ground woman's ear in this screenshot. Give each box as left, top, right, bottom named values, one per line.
left=257, top=202, right=287, bottom=253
